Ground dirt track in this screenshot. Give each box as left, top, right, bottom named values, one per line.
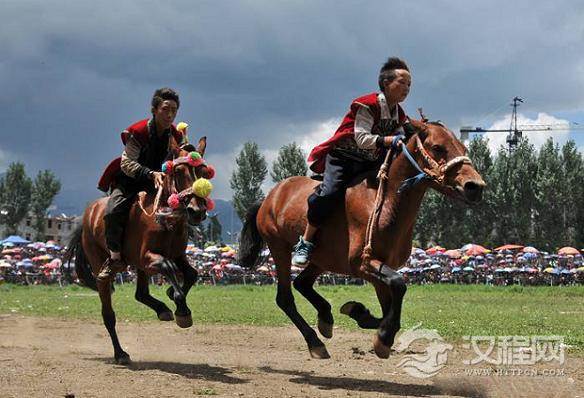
left=0, top=314, right=581, bottom=397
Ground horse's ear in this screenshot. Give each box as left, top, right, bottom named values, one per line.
left=196, top=136, right=207, bottom=157
left=406, top=119, right=429, bottom=141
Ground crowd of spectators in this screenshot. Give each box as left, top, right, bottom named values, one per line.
left=1, top=238, right=582, bottom=287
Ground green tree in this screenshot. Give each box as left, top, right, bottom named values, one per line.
left=0, top=162, right=33, bottom=235
left=30, top=170, right=61, bottom=241
left=270, top=142, right=308, bottom=183
left=206, top=214, right=223, bottom=243
left=559, top=140, right=583, bottom=246
left=533, top=139, right=563, bottom=251
left=230, top=141, right=267, bottom=221
left=464, top=137, right=495, bottom=245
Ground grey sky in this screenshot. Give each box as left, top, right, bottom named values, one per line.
left=1, top=1, right=584, bottom=204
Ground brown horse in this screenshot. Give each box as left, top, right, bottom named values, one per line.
left=66, top=136, right=212, bottom=364
left=239, top=120, right=485, bottom=359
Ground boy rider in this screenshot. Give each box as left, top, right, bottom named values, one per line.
left=292, top=57, right=412, bottom=266
left=97, top=87, right=186, bottom=281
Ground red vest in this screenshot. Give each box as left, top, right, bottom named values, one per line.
left=97, top=119, right=183, bottom=192
left=307, top=93, right=407, bottom=173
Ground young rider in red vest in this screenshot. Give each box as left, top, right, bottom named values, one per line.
left=97, top=88, right=186, bottom=281
left=291, top=57, right=412, bottom=266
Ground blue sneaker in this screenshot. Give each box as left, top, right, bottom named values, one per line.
left=291, top=236, right=315, bottom=267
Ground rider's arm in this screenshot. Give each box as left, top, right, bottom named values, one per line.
left=354, top=106, right=386, bottom=149
left=120, top=136, right=153, bottom=181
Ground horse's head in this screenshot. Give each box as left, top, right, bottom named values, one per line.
left=405, top=120, right=485, bottom=204
left=165, top=136, right=215, bottom=225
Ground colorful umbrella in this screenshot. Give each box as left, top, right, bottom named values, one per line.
left=558, top=247, right=580, bottom=256
left=522, top=246, right=539, bottom=253
left=426, top=246, right=446, bottom=255
left=444, top=249, right=461, bottom=259
left=494, top=244, right=524, bottom=251
left=465, top=244, right=490, bottom=256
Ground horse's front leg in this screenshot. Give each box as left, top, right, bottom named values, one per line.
left=372, top=264, right=407, bottom=359
left=143, top=251, right=192, bottom=328
left=166, top=255, right=198, bottom=305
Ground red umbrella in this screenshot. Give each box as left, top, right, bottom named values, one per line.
left=494, top=244, right=524, bottom=251
left=558, top=247, right=580, bottom=256
left=522, top=246, right=539, bottom=254
left=426, top=246, right=446, bottom=255
left=465, top=244, right=489, bottom=256
left=444, top=249, right=461, bottom=259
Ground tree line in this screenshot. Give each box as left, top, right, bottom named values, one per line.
left=230, top=137, right=584, bottom=252
left=0, top=162, right=61, bottom=240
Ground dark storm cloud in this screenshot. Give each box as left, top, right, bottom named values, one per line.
left=1, top=0, right=583, bottom=200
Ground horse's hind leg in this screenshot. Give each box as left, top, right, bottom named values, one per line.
left=272, top=247, right=330, bottom=359
left=134, top=269, right=174, bottom=321
left=293, top=264, right=334, bottom=339
left=97, top=279, right=130, bottom=364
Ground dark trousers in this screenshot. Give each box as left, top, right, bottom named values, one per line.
left=307, top=151, right=382, bottom=227
left=103, top=173, right=155, bottom=253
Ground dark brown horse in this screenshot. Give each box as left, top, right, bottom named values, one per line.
left=66, top=136, right=212, bottom=364
left=239, top=120, right=485, bottom=359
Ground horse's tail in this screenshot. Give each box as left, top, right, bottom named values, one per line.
left=64, top=224, right=97, bottom=291
left=238, top=202, right=264, bottom=268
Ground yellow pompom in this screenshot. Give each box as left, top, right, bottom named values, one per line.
left=192, top=178, right=213, bottom=198
left=176, top=122, right=189, bottom=132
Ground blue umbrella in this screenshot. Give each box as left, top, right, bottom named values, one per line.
left=1, top=235, right=30, bottom=245
left=495, top=268, right=506, bottom=273
left=398, top=267, right=411, bottom=273
left=430, top=264, right=441, bottom=270
left=463, top=266, right=474, bottom=272
left=451, top=267, right=461, bottom=273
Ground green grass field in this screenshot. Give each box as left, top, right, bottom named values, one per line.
left=1, top=283, right=583, bottom=351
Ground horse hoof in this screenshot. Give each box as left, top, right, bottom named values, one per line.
left=373, top=334, right=391, bottom=359
left=115, top=353, right=131, bottom=365
left=309, top=345, right=331, bottom=359
left=158, top=311, right=174, bottom=321
left=317, top=318, right=333, bottom=339
left=175, top=314, right=193, bottom=328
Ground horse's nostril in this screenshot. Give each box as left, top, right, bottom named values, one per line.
left=464, top=181, right=484, bottom=202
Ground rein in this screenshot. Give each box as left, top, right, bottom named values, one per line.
left=361, top=126, right=472, bottom=272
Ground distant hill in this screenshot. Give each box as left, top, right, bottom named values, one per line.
left=52, top=187, right=242, bottom=242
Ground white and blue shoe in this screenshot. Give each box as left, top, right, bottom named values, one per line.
left=291, top=236, right=315, bottom=267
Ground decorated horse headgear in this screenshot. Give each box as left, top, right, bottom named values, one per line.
left=396, top=121, right=472, bottom=193
left=161, top=151, right=216, bottom=211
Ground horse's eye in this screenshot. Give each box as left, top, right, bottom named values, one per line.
left=432, top=145, right=445, bottom=154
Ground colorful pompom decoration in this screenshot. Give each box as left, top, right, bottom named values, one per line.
left=167, top=193, right=181, bottom=209
left=188, top=157, right=205, bottom=168
left=176, top=122, right=189, bottom=133
left=202, top=165, right=215, bottom=179
left=161, top=160, right=174, bottom=174
left=189, top=151, right=202, bottom=160
left=205, top=197, right=215, bottom=211
left=192, top=178, right=213, bottom=198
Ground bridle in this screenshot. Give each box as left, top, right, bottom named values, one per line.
left=397, top=125, right=473, bottom=193
left=137, top=150, right=214, bottom=219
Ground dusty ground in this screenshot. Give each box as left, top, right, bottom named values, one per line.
left=0, top=314, right=582, bottom=397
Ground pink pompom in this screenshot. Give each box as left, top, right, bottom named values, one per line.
left=203, top=165, right=215, bottom=179
left=167, top=193, right=181, bottom=209
left=206, top=198, right=215, bottom=211
left=188, top=157, right=204, bottom=168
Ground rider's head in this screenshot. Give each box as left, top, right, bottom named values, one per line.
left=151, top=87, right=180, bottom=131
left=378, top=57, right=411, bottom=106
